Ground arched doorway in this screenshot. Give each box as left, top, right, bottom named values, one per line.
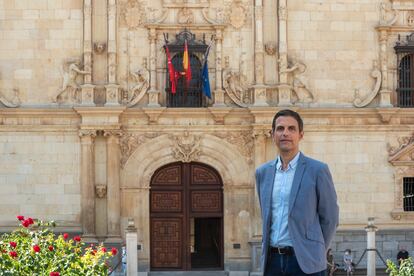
left=150, top=162, right=224, bottom=271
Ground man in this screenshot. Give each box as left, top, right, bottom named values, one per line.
left=256, top=109, right=339, bottom=275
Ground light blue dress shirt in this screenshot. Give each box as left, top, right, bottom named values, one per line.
left=269, top=152, right=300, bottom=247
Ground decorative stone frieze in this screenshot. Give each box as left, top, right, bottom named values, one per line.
left=170, top=132, right=202, bottom=163
left=211, top=131, right=254, bottom=163
left=120, top=133, right=161, bottom=168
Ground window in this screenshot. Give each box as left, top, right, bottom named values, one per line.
left=394, top=33, right=414, bottom=107
left=403, top=177, right=414, bottom=211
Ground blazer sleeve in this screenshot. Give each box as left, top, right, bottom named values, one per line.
left=316, top=163, right=339, bottom=249
left=255, top=168, right=262, bottom=213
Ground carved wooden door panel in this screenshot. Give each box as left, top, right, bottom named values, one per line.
left=150, top=162, right=223, bottom=271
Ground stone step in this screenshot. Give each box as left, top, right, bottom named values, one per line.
left=148, top=271, right=228, bottom=276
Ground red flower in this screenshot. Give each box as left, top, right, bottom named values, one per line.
left=33, top=244, right=40, bottom=253
left=9, top=241, right=17, bottom=248
left=22, top=220, right=30, bottom=227
left=17, top=215, right=24, bottom=221
left=9, top=251, right=17, bottom=258
left=63, top=233, right=69, bottom=240
left=73, top=236, right=81, bottom=242
left=27, top=217, right=34, bottom=225
left=91, top=249, right=97, bottom=256
left=48, top=245, right=54, bottom=251
left=111, top=247, right=118, bottom=256
left=101, top=247, right=107, bottom=253
left=50, top=272, right=60, bottom=276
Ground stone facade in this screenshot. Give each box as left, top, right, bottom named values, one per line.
left=1, top=0, right=414, bottom=273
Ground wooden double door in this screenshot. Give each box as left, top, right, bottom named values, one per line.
left=150, top=162, right=224, bottom=270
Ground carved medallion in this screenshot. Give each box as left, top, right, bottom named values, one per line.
left=170, top=132, right=201, bottom=163
left=121, top=0, right=147, bottom=29
left=229, top=1, right=246, bottom=29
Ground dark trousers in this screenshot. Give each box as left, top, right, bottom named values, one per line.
left=265, top=250, right=326, bottom=276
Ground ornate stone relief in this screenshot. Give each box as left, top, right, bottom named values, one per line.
left=228, top=0, right=248, bottom=29
left=53, top=59, right=91, bottom=104
left=280, top=59, right=314, bottom=104
left=95, top=185, right=107, bottom=198
left=222, top=56, right=251, bottom=107
left=353, top=61, right=382, bottom=108
left=120, top=133, right=161, bottom=168
left=0, top=88, right=21, bottom=108
left=278, top=4, right=287, bottom=21
left=127, top=64, right=150, bottom=107
left=379, top=1, right=398, bottom=26
left=169, top=132, right=201, bottom=163
left=211, top=131, right=254, bottom=162
left=264, top=42, right=277, bottom=56
left=93, top=42, right=106, bottom=54
left=407, top=11, right=414, bottom=26
left=120, top=0, right=147, bottom=29
left=387, top=133, right=414, bottom=158
left=177, top=8, right=195, bottom=24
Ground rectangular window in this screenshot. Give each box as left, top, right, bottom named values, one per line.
left=403, top=177, right=414, bottom=211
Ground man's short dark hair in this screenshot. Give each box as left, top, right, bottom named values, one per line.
left=272, top=109, right=304, bottom=132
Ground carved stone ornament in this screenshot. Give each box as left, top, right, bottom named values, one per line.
left=387, top=133, right=414, bottom=157
left=78, top=129, right=97, bottom=138
left=211, top=131, right=254, bottom=162
left=353, top=61, right=382, bottom=108
left=170, top=132, right=201, bottom=163
left=95, top=185, right=107, bottom=198
left=53, top=59, right=91, bottom=104
left=279, top=4, right=287, bottom=21
left=120, top=133, right=161, bottom=168
left=264, top=41, right=277, bottom=56
left=93, top=42, right=106, bottom=54
left=0, top=88, right=21, bottom=108
left=127, top=67, right=150, bottom=107
left=223, top=70, right=251, bottom=107
left=280, top=59, right=314, bottom=104
left=177, top=8, right=195, bottom=24
left=408, top=12, right=414, bottom=26
left=229, top=0, right=247, bottom=29
left=120, top=0, right=147, bottom=29
left=379, top=1, right=398, bottom=26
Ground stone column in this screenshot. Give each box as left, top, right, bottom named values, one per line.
left=126, top=218, right=138, bottom=276
left=104, top=130, right=122, bottom=242
left=81, top=0, right=95, bottom=105
left=83, top=0, right=92, bottom=84
left=105, top=0, right=120, bottom=106
left=277, top=0, right=292, bottom=106
left=79, top=130, right=97, bottom=241
left=148, top=28, right=160, bottom=107
left=213, top=28, right=225, bottom=107
left=366, top=218, right=378, bottom=276
left=378, top=29, right=392, bottom=107
left=253, top=0, right=268, bottom=106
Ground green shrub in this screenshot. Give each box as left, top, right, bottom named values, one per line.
left=386, top=257, right=414, bottom=276
left=0, top=216, right=117, bottom=276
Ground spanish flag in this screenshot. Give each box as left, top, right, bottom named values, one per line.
left=183, top=40, right=192, bottom=87
left=165, top=44, right=176, bottom=94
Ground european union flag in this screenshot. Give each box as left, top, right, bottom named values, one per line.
left=201, top=45, right=211, bottom=99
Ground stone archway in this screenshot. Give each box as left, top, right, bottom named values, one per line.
left=149, top=161, right=224, bottom=271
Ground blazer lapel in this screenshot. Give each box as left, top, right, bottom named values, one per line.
left=263, top=159, right=277, bottom=228
left=288, top=153, right=306, bottom=215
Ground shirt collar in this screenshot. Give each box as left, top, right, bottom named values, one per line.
left=277, top=151, right=301, bottom=171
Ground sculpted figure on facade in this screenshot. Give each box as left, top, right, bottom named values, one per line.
left=0, top=88, right=21, bottom=108
left=353, top=61, right=382, bottom=108
left=223, top=70, right=250, bottom=107
left=280, top=59, right=314, bottom=104
left=177, top=8, right=194, bottom=24
left=127, top=68, right=149, bottom=107
left=379, top=1, right=398, bottom=26
left=387, top=133, right=414, bottom=157
left=54, top=60, right=91, bottom=104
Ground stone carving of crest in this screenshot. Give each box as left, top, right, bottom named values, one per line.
left=120, top=133, right=161, bottom=168
left=229, top=0, right=247, bottom=29
left=177, top=8, right=195, bottom=24
left=170, top=132, right=201, bottom=163
left=0, top=88, right=21, bottom=108
left=121, top=0, right=147, bottom=29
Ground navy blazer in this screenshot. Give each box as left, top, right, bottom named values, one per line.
left=256, top=153, right=339, bottom=274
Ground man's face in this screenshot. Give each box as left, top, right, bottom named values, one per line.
left=272, top=116, right=303, bottom=154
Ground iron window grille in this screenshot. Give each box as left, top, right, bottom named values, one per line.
left=394, top=33, right=414, bottom=107
left=403, top=177, right=414, bottom=211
